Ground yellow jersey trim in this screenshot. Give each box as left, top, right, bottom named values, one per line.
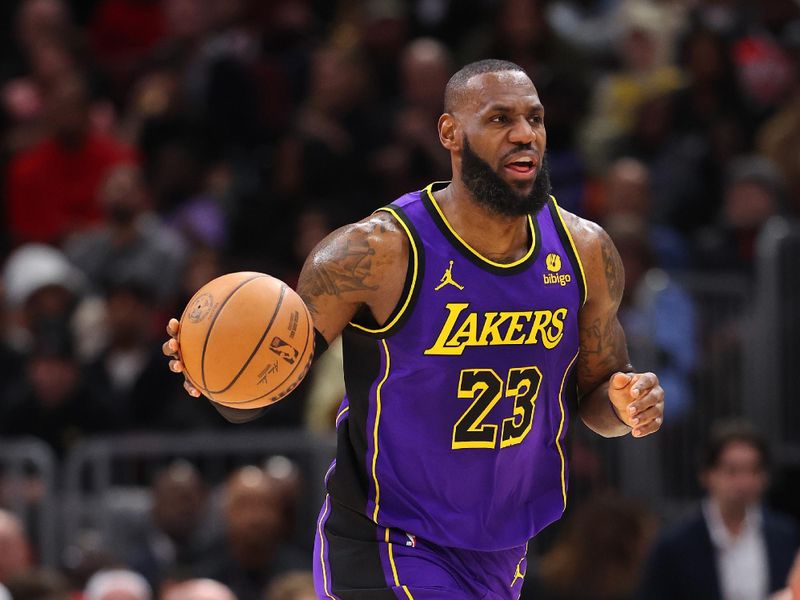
left=424, top=183, right=536, bottom=269
left=371, top=339, right=391, bottom=523
left=556, top=351, right=579, bottom=511
left=551, top=198, right=588, bottom=306
left=385, top=530, right=415, bottom=600
left=335, top=405, right=349, bottom=426
left=316, top=494, right=337, bottom=599
left=349, top=206, right=419, bottom=334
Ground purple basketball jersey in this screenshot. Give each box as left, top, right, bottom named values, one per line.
left=327, top=182, right=586, bottom=552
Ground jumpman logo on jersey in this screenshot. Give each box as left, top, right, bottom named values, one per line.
left=434, top=260, right=464, bottom=291
left=510, top=557, right=526, bottom=588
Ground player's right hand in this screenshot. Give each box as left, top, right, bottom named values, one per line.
left=163, top=318, right=201, bottom=397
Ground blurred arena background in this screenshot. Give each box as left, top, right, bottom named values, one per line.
left=0, top=0, right=798, bottom=599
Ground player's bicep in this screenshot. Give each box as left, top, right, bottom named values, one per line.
left=296, top=213, right=406, bottom=343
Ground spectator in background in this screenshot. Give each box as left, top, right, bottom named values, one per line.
left=83, top=280, right=186, bottom=430
left=0, top=510, right=33, bottom=584
left=371, top=37, right=452, bottom=199
left=84, top=569, right=152, bottom=600
left=605, top=216, right=696, bottom=421
left=6, top=72, right=137, bottom=245
left=162, top=578, right=236, bottom=600
left=201, top=466, right=307, bottom=600
left=602, top=157, right=689, bottom=270
left=4, top=568, right=69, bottom=600
left=521, top=492, right=656, bottom=600
left=123, top=461, right=215, bottom=589
left=263, top=571, right=314, bottom=600
left=638, top=420, right=799, bottom=600
left=65, top=164, right=187, bottom=304
left=2, top=243, right=86, bottom=354
left=580, top=1, right=684, bottom=172
left=0, top=318, right=117, bottom=458
left=695, top=155, right=786, bottom=273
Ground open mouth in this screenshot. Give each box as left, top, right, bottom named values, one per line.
left=504, top=158, right=536, bottom=176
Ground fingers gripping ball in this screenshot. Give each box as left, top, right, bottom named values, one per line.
left=178, top=272, right=314, bottom=408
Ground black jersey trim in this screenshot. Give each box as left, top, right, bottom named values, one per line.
left=421, top=182, right=540, bottom=276
left=348, top=205, right=424, bottom=337
left=548, top=197, right=587, bottom=306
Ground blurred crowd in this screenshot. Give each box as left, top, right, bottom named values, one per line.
left=0, top=0, right=798, bottom=598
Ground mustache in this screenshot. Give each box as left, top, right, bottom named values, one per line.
left=500, top=144, right=541, bottom=163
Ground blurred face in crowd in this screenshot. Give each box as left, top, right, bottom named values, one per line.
left=152, top=464, right=206, bottom=542
left=28, top=354, right=79, bottom=408
left=704, top=441, right=767, bottom=513
left=162, top=579, right=235, bottom=600
left=16, top=0, right=69, bottom=50
left=106, top=290, right=152, bottom=349
left=222, top=467, right=283, bottom=557
left=309, top=47, right=366, bottom=115
left=44, top=74, right=89, bottom=145
left=401, top=39, right=450, bottom=112
left=447, top=70, right=551, bottom=217
left=0, top=512, right=32, bottom=583
left=163, top=0, right=211, bottom=41
left=99, top=166, right=148, bottom=228
left=723, top=180, right=777, bottom=231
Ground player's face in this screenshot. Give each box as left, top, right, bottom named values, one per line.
left=457, top=72, right=547, bottom=201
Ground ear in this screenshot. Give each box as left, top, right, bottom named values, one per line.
left=438, top=113, right=460, bottom=152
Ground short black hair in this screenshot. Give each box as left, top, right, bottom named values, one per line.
left=701, top=419, right=770, bottom=471
left=444, top=59, right=528, bottom=113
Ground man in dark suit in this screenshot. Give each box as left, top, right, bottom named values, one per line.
left=638, top=420, right=799, bottom=600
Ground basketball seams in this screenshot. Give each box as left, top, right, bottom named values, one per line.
left=216, top=297, right=315, bottom=407
left=202, top=280, right=287, bottom=395
left=196, top=273, right=270, bottom=395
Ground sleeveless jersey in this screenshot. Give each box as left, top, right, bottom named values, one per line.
left=326, top=182, right=586, bottom=551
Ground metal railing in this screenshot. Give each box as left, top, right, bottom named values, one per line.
left=61, top=430, right=336, bottom=562
left=0, top=437, right=58, bottom=567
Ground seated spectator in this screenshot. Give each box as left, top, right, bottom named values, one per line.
left=84, top=569, right=152, bottom=600
left=0, top=510, right=33, bottom=584
left=695, top=155, right=786, bottom=274
left=2, top=243, right=86, bottom=354
left=162, top=578, right=236, bottom=600
left=0, top=318, right=118, bottom=457
left=4, top=568, right=69, bottom=600
left=638, top=420, right=799, bottom=599
left=65, top=164, right=187, bottom=305
left=605, top=216, right=697, bottom=420
left=5, top=71, right=137, bottom=245
left=83, top=280, right=186, bottom=430
left=263, top=571, right=314, bottom=600
left=521, top=492, right=656, bottom=600
left=200, top=466, right=308, bottom=600
left=121, top=461, right=215, bottom=589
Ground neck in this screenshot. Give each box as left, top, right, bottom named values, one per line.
left=434, top=180, right=531, bottom=263
left=717, top=500, right=748, bottom=536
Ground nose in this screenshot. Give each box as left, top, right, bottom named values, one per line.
left=508, top=116, right=536, bottom=145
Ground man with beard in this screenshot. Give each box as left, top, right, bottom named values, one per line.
left=164, top=59, right=665, bottom=599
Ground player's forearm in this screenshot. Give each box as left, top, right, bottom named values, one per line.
left=579, top=382, right=632, bottom=437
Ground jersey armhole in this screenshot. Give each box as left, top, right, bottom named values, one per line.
left=348, top=205, right=424, bottom=337
left=549, top=197, right=588, bottom=306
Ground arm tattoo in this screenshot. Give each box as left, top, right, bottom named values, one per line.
left=302, top=237, right=379, bottom=298
left=297, top=217, right=393, bottom=309
left=601, top=234, right=624, bottom=301
left=578, top=318, right=619, bottom=380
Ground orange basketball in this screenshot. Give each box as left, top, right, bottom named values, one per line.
left=178, top=272, right=314, bottom=408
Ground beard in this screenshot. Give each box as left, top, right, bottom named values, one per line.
left=460, top=135, right=551, bottom=217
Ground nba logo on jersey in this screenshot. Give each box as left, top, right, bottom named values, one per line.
left=405, top=533, right=417, bottom=547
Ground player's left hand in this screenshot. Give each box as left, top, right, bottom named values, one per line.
left=608, top=372, right=664, bottom=438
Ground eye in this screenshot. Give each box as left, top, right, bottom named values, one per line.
left=529, top=115, right=544, bottom=125
left=490, top=114, right=508, bottom=124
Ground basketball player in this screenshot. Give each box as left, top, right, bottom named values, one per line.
left=164, top=60, right=664, bottom=599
